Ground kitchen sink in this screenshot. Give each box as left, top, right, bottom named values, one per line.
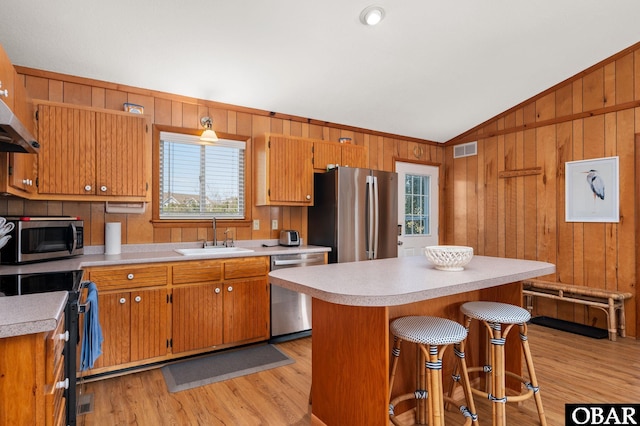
left=175, top=247, right=255, bottom=256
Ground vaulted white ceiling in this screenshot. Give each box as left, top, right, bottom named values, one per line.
left=2, top=1, right=639, bottom=142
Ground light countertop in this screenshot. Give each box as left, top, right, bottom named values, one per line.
left=0, top=241, right=330, bottom=338
left=0, top=241, right=330, bottom=275
left=268, top=255, right=555, bottom=307
left=0, top=291, right=67, bottom=338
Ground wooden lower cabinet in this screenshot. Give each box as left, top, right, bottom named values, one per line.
left=171, top=258, right=270, bottom=354
left=84, top=263, right=170, bottom=373
left=223, top=277, right=270, bottom=344
left=0, top=313, right=66, bottom=426
left=85, top=256, right=270, bottom=374
left=91, top=288, right=169, bottom=370
left=172, top=283, right=223, bottom=353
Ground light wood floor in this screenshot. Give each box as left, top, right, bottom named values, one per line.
left=77, top=325, right=640, bottom=425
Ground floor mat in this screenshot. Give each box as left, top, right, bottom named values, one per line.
left=530, top=316, right=608, bottom=339
left=161, top=344, right=294, bottom=393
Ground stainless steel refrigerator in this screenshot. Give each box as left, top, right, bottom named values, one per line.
left=308, top=167, right=398, bottom=263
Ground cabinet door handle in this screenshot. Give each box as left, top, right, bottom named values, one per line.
left=127, top=273, right=134, bottom=280
left=0, top=89, right=8, bottom=98
left=119, top=297, right=126, bottom=304
left=57, top=331, right=70, bottom=342
left=100, top=185, right=108, bottom=192
left=84, top=185, right=92, bottom=192
left=215, top=287, right=221, bottom=294
left=306, top=194, right=311, bottom=200
left=134, top=296, right=142, bottom=303
left=55, top=378, right=69, bottom=390
left=227, top=286, right=233, bottom=292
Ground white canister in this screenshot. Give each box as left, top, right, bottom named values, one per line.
left=105, top=222, right=122, bottom=255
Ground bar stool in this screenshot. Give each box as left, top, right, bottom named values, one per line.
left=389, top=316, right=479, bottom=426
left=451, top=301, right=546, bottom=426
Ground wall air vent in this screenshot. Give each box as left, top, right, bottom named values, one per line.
left=453, top=141, right=477, bottom=158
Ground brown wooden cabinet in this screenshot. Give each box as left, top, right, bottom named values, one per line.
left=83, top=257, right=269, bottom=374
left=313, top=140, right=368, bottom=172
left=0, top=44, right=15, bottom=110
left=255, top=134, right=370, bottom=205
left=171, top=257, right=270, bottom=354
left=0, top=313, right=67, bottom=426
left=171, top=260, right=224, bottom=353
left=6, top=152, right=37, bottom=194
left=36, top=102, right=149, bottom=201
left=254, top=134, right=314, bottom=206
left=0, top=46, right=38, bottom=197
left=84, top=265, right=169, bottom=372
left=91, top=288, right=169, bottom=369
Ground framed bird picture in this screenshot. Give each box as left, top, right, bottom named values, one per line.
left=565, top=156, right=619, bottom=222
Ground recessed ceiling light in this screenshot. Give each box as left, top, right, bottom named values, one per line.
left=360, top=5, right=385, bottom=26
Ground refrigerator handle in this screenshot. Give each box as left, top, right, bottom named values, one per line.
left=366, top=175, right=375, bottom=260
left=373, top=175, right=379, bottom=259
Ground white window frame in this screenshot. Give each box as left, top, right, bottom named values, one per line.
left=159, top=131, right=246, bottom=220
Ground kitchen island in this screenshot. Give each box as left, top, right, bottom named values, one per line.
left=269, top=255, right=555, bottom=426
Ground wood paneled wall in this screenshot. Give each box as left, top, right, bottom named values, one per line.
left=444, top=43, right=640, bottom=337
left=0, top=67, right=441, bottom=247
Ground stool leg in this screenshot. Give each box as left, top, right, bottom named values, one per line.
left=423, top=344, right=445, bottom=426
left=445, top=316, right=471, bottom=401
left=389, top=336, right=402, bottom=402
left=489, top=322, right=507, bottom=426
left=519, top=323, right=547, bottom=426
left=418, top=344, right=427, bottom=424
left=453, top=339, right=479, bottom=425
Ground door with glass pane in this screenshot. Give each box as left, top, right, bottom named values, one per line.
left=395, top=162, right=439, bottom=257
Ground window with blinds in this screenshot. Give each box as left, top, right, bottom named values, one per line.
left=159, top=132, right=245, bottom=219
left=404, top=173, right=430, bottom=235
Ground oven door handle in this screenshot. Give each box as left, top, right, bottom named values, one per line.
left=67, top=223, right=78, bottom=254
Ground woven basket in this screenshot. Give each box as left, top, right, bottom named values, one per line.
left=424, top=245, right=473, bottom=271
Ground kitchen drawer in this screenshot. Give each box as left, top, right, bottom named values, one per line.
left=45, top=358, right=66, bottom=426
left=88, top=265, right=168, bottom=290
left=172, top=260, right=223, bottom=285
left=46, top=313, right=66, bottom=380
left=224, top=256, right=269, bottom=280
left=46, top=314, right=67, bottom=426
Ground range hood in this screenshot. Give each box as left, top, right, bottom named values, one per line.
left=0, top=99, right=40, bottom=154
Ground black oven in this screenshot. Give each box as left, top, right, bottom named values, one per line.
left=0, top=216, right=84, bottom=264
left=0, top=270, right=84, bottom=426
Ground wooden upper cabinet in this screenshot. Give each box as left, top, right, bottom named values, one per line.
left=0, top=44, right=15, bottom=110
left=340, top=143, right=368, bottom=168
left=95, top=111, right=147, bottom=197
left=0, top=46, right=38, bottom=197
left=12, top=69, right=35, bottom=136
left=313, top=141, right=342, bottom=172
left=8, top=152, right=37, bottom=194
left=313, top=140, right=368, bottom=171
left=37, top=104, right=96, bottom=196
left=36, top=102, right=149, bottom=200
left=254, top=134, right=314, bottom=206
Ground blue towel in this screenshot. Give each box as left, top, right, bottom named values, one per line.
left=80, top=282, right=104, bottom=371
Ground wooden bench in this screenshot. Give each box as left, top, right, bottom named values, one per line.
left=522, top=279, right=632, bottom=341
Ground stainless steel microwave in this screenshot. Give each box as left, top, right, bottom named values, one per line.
left=0, top=216, right=84, bottom=264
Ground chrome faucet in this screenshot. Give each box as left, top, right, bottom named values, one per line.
left=224, top=228, right=234, bottom=247
left=212, top=217, right=217, bottom=247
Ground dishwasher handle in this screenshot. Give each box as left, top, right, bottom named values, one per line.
left=272, top=258, right=323, bottom=267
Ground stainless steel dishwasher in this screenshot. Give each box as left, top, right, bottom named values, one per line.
left=270, top=252, right=325, bottom=342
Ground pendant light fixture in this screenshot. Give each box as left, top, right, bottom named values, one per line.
left=200, top=116, right=218, bottom=142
